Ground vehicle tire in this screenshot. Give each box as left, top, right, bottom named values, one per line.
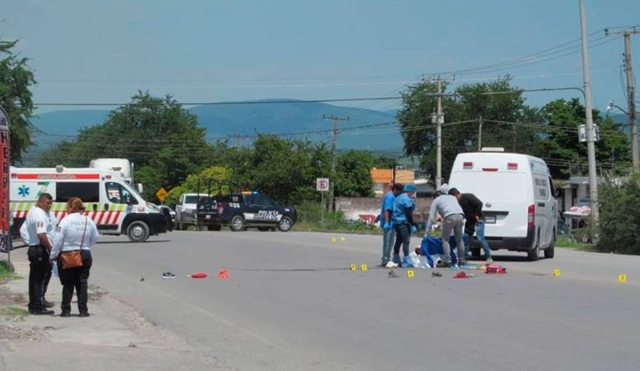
left=257, top=227, right=271, bottom=232
left=278, top=216, right=293, bottom=232
left=544, top=231, right=555, bottom=259
left=208, top=224, right=221, bottom=231
left=527, top=230, right=540, bottom=261
left=229, top=215, right=245, bottom=231
left=127, top=220, right=150, bottom=242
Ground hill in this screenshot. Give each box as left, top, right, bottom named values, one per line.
left=26, top=100, right=404, bottom=165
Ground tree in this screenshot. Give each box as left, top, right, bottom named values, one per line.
left=596, top=173, right=640, bottom=254
left=335, top=150, right=375, bottom=197
left=537, top=98, right=631, bottom=178
left=398, top=77, right=541, bottom=182
left=164, top=166, right=230, bottom=207
left=39, top=92, right=214, bottom=199
left=0, top=39, right=36, bottom=163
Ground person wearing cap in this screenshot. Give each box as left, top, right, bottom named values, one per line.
left=379, top=182, right=403, bottom=267
left=50, top=197, right=100, bottom=317
left=448, top=188, right=493, bottom=264
left=389, top=183, right=418, bottom=267
left=425, top=184, right=466, bottom=267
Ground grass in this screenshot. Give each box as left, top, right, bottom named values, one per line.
left=0, top=306, right=29, bottom=318
left=0, top=260, right=17, bottom=280
left=556, top=236, right=595, bottom=251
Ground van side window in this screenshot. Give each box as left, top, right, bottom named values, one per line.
left=105, top=182, right=138, bottom=205
left=56, top=182, right=100, bottom=203
left=548, top=177, right=556, bottom=199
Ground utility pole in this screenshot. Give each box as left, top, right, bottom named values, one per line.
left=431, top=76, right=445, bottom=188
left=477, top=116, right=483, bottom=151
left=579, top=0, right=599, bottom=226
left=322, top=114, right=349, bottom=211
left=606, top=27, right=640, bottom=172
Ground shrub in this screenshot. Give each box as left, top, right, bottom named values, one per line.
left=596, top=173, right=640, bottom=254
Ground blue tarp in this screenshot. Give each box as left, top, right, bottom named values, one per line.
left=419, top=235, right=464, bottom=267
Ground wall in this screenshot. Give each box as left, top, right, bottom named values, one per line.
left=336, top=197, right=434, bottom=225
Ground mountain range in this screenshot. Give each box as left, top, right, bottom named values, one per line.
left=27, top=100, right=404, bottom=164
left=25, top=101, right=632, bottom=167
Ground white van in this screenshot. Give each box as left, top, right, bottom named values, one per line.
left=9, top=166, right=171, bottom=242
left=448, top=148, right=559, bottom=261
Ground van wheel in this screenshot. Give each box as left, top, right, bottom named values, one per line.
left=528, top=230, right=540, bottom=261
left=127, top=220, right=150, bottom=242
left=545, top=232, right=555, bottom=259
left=229, top=215, right=245, bottom=231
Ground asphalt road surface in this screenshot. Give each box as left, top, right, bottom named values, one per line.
left=89, top=230, right=640, bottom=371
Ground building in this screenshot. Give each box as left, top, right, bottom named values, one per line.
left=370, top=168, right=415, bottom=196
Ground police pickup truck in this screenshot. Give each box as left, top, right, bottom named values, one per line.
left=196, top=192, right=296, bottom=232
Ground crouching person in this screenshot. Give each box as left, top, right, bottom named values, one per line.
left=50, top=197, right=100, bottom=317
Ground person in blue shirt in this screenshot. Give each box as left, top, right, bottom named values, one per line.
left=390, top=184, right=418, bottom=266
left=379, top=183, right=403, bottom=266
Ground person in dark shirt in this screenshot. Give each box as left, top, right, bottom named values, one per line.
left=448, top=188, right=493, bottom=264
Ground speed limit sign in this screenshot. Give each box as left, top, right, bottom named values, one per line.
left=316, top=178, right=330, bottom=192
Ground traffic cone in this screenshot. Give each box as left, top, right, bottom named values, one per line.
left=217, top=269, right=229, bottom=279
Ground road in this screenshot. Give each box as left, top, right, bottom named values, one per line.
left=85, top=230, right=640, bottom=371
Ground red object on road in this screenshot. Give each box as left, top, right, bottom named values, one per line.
left=485, top=265, right=507, bottom=274
left=453, top=271, right=470, bottom=279
left=217, top=269, right=229, bottom=279
left=190, top=272, right=208, bottom=279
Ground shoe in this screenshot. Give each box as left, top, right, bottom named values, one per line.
left=79, top=312, right=90, bottom=318
left=485, top=258, right=494, bottom=265
left=162, top=272, right=176, bottom=279
left=44, top=300, right=54, bottom=308
left=31, top=309, right=55, bottom=315
left=60, top=312, right=71, bottom=317
left=385, top=261, right=398, bottom=268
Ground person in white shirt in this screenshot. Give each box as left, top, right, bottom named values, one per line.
left=19, top=193, right=56, bottom=315
left=50, top=197, right=99, bottom=317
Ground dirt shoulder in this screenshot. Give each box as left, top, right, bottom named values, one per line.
left=0, top=248, right=225, bottom=371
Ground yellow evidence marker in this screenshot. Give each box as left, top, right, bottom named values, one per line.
left=553, top=269, right=561, bottom=277
left=618, top=274, right=627, bottom=283
left=361, top=264, right=368, bottom=272
left=350, top=264, right=357, bottom=271
left=331, top=237, right=337, bottom=243
left=340, top=236, right=346, bottom=242
left=407, top=270, right=415, bottom=278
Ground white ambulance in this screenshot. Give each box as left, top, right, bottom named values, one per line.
left=10, top=166, right=171, bottom=242
left=448, top=148, right=559, bottom=261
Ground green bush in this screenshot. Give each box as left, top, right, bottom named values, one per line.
left=596, top=173, right=640, bottom=254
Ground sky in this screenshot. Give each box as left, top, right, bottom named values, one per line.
left=2, top=0, right=639, bottom=115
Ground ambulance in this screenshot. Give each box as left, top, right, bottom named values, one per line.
left=448, top=148, right=559, bottom=261
left=9, top=165, right=170, bottom=242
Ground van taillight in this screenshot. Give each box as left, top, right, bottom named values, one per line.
left=527, top=204, right=535, bottom=226
left=463, top=162, right=473, bottom=169
left=507, top=162, right=518, bottom=170
left=217, top=204, right=224, bottom=214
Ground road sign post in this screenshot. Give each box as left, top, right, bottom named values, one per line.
left=156, top=187, right=168, bottom=204
left=0, top=106, right=12, bottom=265
left=316, top=178, right=329, bottom=228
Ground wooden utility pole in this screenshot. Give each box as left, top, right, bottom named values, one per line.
left=322, top=114, right=349, bottom=210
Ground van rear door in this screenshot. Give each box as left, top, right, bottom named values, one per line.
left=449, top=158, right=531, bottom=239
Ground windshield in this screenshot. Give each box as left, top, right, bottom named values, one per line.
left=185, top=195, right=213, bottom=204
